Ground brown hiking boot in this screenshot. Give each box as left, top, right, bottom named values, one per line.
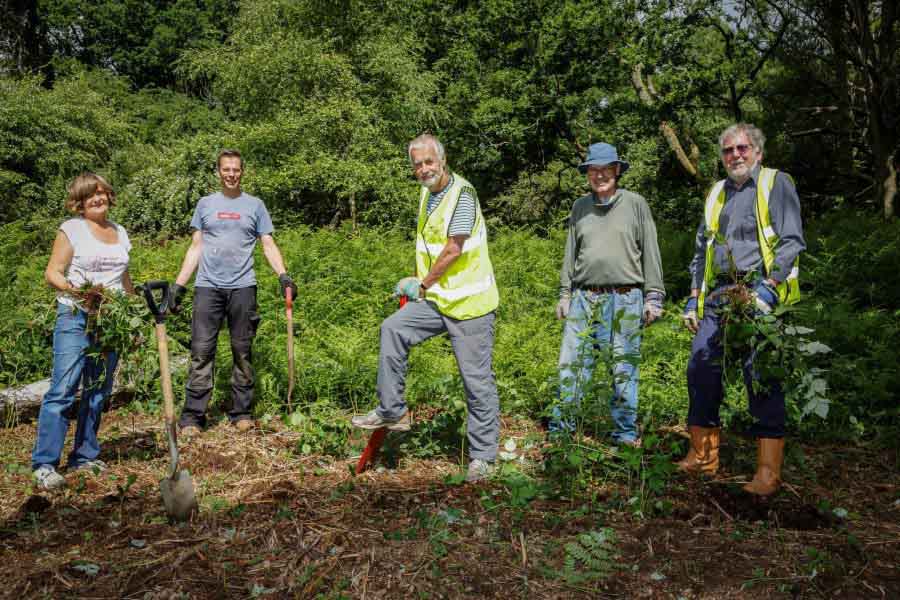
left=234, top=419, right=255, bottom=433
left=675, top=426, right=720, bottom=475
left=743, top=437, right=784, bottom=496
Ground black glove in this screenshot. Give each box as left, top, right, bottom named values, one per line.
left=170, top=283, right=188, bottom=313
left=279, top=273, right=298, bottom=300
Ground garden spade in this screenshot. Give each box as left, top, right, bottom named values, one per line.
left=286, top=287, right=294, bottom=411
left=355, top=295, right=408, bottom=475
left=142, top=281, right=198, bottom=522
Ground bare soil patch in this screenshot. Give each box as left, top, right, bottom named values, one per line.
left=0, top=412, right=897, bottom=599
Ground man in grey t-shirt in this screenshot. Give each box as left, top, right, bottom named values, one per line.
left=171, top=149, right=298, bottom=434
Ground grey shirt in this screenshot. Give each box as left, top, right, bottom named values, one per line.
left=191, top=191, right=275, bottom=289
left=559, top=189, right=665, bottom=299
left=689, top=165, right=805, bottom=289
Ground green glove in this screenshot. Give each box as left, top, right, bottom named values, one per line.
left=393, top=277, right=422, bottom=300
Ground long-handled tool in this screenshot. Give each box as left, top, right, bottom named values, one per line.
left=286, top=287, right=294, bottom=412
left=355, top=295, right=408, bottom=475
left=142, top=281, right=198, bottom=522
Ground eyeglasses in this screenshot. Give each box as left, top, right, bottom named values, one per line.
left=721, top=144, right=753, bottom=157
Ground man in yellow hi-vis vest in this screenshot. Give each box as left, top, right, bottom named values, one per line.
left=676, top=123, right=806, bottom=496
left=350, top=134, right=500, bottom=483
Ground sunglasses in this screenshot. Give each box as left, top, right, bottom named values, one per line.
left=721, top=144, right=753, bottom=157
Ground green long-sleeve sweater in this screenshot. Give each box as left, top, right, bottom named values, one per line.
left=559, top=189, right=665, bottom=299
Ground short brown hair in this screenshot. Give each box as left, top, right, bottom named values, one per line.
left=217, top=149, right=244, bottom=169
left=65, top=173, right=116, bottom=214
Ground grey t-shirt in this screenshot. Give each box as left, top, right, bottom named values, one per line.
left=191, top=192, right=274, bottom=289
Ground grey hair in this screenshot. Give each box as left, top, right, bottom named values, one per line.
left=719, top=123, right=765, bottom=154
left=408, top=134, right=446, bottom=163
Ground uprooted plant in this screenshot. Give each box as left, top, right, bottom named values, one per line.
left=712, top=241, right=832, bottom=421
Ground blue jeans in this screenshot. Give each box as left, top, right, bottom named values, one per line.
left=31, top=303, right=118, bottom=470
left=553, top=288, right=644, bottom=443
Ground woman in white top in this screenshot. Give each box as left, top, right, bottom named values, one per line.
left=32, top=173, right=134, bottom=490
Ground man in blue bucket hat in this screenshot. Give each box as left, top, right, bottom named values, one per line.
left=550, top=142, right=665, bottom=447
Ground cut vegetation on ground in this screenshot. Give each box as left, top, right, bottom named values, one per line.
left=1, top=411, right=897, bottom=598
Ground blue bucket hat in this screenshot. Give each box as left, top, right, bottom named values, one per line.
left=578, top=142, right=629, bottom=175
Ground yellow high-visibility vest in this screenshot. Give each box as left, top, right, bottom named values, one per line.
left=698, top=167, right=800, bottom=317
left=415, top=174, right=499, bottom=320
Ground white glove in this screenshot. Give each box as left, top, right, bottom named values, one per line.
left=682, top=297, right=699, bottom=334
left=555, top=297, right=571, bottom=320
left=643, top=291, right=664, bottom=325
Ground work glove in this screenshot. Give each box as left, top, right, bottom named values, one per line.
left=682, top=296, right=699, bottom=334
left=279, top=273, right=298, bottom=300
left=555, top=296, right=571, bottom=320
left=752, top=280, right=778, bottom=314
left=393, top=276, right=423, bottom=301
left=169, top=283, right=188, bottom=313
left=643, top=291, right=664, bottom=325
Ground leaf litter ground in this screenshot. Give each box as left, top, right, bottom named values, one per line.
left=0, top=411, right=898, bottom=599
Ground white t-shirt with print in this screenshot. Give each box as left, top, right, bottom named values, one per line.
left=58, top=218, right=131, bottom=306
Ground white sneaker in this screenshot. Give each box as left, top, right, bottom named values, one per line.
left=70, top=459, right=108, bottom=473
left=466, top=458, right=494, bottom=483
left=33, top=465, right=66, bottom=490
left=350, top=409, right=411, bottom=431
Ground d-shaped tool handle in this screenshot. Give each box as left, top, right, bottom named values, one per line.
left=142, top=280, right=171, bottom=324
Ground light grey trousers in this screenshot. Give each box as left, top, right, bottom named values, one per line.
left=375, top=300, right=500, bottom=461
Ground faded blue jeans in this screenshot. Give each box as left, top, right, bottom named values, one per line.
left=31, top=303, right=118, bottom=470
left=552, top=288, right=643, bottom=443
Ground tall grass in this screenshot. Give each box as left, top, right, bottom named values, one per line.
left=1, top=217, right=898, bottom=447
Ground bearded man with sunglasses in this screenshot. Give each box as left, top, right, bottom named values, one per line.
left=677, top=123, right=806, bottom=496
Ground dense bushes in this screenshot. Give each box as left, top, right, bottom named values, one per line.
left=0, top=73, right=135, bottom=221
left=2, top=222, right=896, bottom=449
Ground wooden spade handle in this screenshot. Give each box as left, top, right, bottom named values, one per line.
left=155, top=323, right=175, bottom=424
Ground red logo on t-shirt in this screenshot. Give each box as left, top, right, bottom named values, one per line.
left=217, top=212, right=241, bottom=220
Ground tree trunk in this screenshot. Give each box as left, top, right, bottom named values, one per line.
left=0, top=378, right=132, bottom=426
left=827, top=0, right=854, bottom=165
left=1, top=357, right=187, bottom=426
left=349, top=192, right=357, bottom=233
left=846, top=0, right=898, bottom=216
left=884, top=152, right=897, bottom=220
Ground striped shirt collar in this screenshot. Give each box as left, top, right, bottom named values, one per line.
left=429, top=174, right=455, bottom=201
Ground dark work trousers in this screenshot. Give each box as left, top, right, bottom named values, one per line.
left=179, top=286, right=260, bottom=428
left=686, top=292, right=786, bottom=438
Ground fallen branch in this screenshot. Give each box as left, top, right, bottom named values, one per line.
left=0, top=356, right=187, bottom=425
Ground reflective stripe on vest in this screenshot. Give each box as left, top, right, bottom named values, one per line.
left=415, top=173, right=499, bottom=320
left=697, top=167, right=800, bottom=318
